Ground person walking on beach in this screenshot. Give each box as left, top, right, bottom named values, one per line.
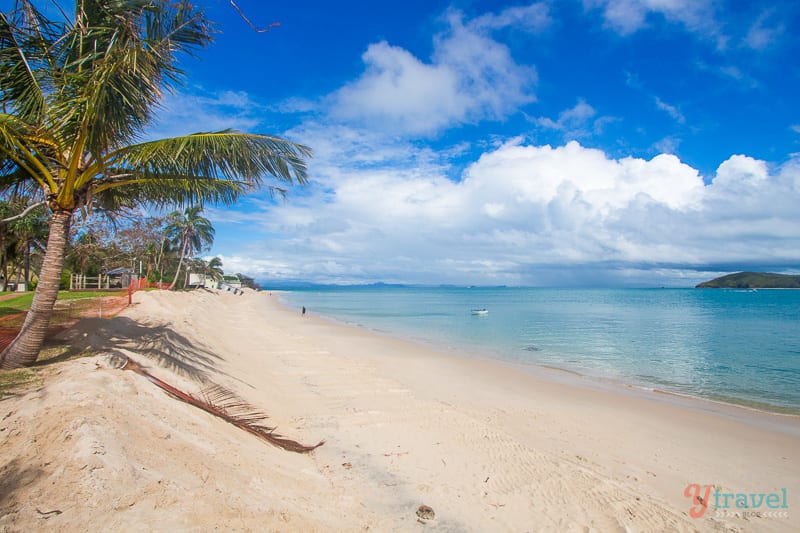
left=302, top=306, right=306, bottom=316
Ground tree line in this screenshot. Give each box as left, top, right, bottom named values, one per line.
left=1, top=194, right=260, bottom=290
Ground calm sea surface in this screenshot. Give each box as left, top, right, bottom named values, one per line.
left=277, top=287, right=800, bottom=413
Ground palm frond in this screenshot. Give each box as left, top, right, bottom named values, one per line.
left=0, top=113, right=58, bottom=192
left=82, top=131, right=310, bottom=207
left=199, top=385, right=323, bottom=453
left=0, top=2, right=59, bottom=123
left=58, top=0, right=214, bottom=155
left=100, top=131, right=310, bottom=184
left=120, top=356, right=323, bottom=453
left=91, top=173, right=248, bottom=209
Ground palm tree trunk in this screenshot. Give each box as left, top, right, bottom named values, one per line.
left=23, top=239, right=31, bottom=290
left=25, top=239, right=30, bottom=291
left=167, top=238, right=189, bottom=290
left=0, top=210, right=71, bottom=369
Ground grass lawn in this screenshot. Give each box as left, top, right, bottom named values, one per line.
left=0, top=290, right=123, bottom=318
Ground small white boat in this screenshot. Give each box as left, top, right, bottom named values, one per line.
left=471, top=308, right=489, bottom=316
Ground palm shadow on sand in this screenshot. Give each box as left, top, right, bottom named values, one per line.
left=0, top=459, right=45, bottom=517
left=51, top=316, right=324, bottom=453
left=51, top=316, right=223, bottom=382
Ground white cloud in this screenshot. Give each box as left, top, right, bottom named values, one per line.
left=536, top=100, right=595, bottom=128
left=654, top=96, right=685, bottom=124
left=586, top=1, right=792, bottom=54
left=327, top=8, right=537, bottom=136
left=533, top=99, right=615, bottom=139
left=462, top=141, right=703, bottom=213
left=212, top=138, right=800, bottom=286
left=145, top=89, right=263, bottom=139
left=328, top=41, right=466, bottom=135
left=745, top=9, right=785, bottom=51
left=694, top=62, right=760, bottom=90
left=712, top=154, right=768, bottom=188
left=272, top=96, right=317, bottom=114
left=584, top=0, right=723, bottom=45
left=653, top=136, right=681, bottom=154
left=471, top=2, right=552, bottom=32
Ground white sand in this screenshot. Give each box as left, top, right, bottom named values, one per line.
left=1, top=289, right=798, bottom=531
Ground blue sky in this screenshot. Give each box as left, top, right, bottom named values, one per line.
left=12, top=1, right=800, bottom=286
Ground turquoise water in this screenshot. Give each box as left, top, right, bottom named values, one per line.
left=277, top=287, right=800, bottom=413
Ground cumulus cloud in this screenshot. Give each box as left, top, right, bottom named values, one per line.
left=328, top=42, right=466, bottom=135
left=210, top=138, right=800, bottom=286
left=327, top=7, right=537, bottom=136
left=464, top=141, right=704, bottom=211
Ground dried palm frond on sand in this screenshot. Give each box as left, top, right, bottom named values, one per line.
left=114, top=355, right=323, bottom=453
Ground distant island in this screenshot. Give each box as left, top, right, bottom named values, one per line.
left=696, top=272, right=800, bottom=289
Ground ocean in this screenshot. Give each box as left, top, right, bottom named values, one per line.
left=276, top=287, right=800, bottom=413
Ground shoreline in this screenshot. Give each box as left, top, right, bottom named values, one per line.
left=276, top=290, right=800, bottom=420
left=2, top=288, right=798, bottom=531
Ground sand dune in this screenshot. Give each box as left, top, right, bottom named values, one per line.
left=1, top=289, right=797, bottom=531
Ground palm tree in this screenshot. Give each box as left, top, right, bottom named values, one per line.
left=0, top=1, right=310, bottom=369
left=206, top=256, right=225, bottom=283
left=182, top=256, right=222, bottom=289
left=9, top=203, right=48, bottom=290
left=0, top=195, right=46, bottom=290
left=164, top=205, right=214, bottom=290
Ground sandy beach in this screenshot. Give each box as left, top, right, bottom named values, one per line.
left=1, top=288, right=798, bottom=532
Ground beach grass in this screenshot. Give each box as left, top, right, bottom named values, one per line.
left=0, top=290, right=122, bottom=318
left=1, top=290, right=122, bottom=306
left=0, top=344, right=92, bottom=399
left=0, top=366, right=41, bottom=399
